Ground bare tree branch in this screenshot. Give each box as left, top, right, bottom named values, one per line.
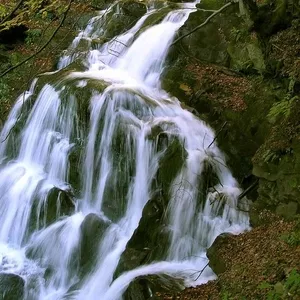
left=207, top=121, right=227, bottom=149
left=238, top=178, right=259, bottom=200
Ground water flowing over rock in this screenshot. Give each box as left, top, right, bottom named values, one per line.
left=0, top=1, right=249, bottom=299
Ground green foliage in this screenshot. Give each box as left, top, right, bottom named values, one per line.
left=25, top=28, right=42, bottom=45
left=230, top=27, right=249, bottom=43
left=267, top=97, right=293, bottom=124
left=0, top=4, right=7, bottom=19
left=281, top=221, right=300, bottom=246
left=285, top=269, right=300, bottom=294
left=221, top=291, right=232, bottom=300
left=259, top=269, right=300, bottom=299
left=282, top=231, right=300, bottom=246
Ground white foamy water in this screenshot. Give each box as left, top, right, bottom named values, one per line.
left=0, top=1, right=249, bottom=299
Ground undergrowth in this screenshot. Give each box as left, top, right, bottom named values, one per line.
left=259, top=269, right=300, bottom=299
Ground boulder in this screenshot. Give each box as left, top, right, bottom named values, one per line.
left=207, top=233, right=233, bottom=275
left=0, top=273, right=25, bottom=300
left=124, top=274, right=184, bottom=300
left=79, top=213, right=110, bottom=276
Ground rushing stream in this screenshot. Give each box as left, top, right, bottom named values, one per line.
left=0, top=1, right=249, bottom=299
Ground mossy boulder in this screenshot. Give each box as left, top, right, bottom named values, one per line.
left=115, top=248, right=149, bottom=280
left=196, top=0, right=228, bottom=10
left=227, top=31, right=266, bottom=74
left=79, top=213, right=110, bottom=276
left=115, top=194, right=172, bottom=278
left=39, top=188, right=75, bottom=227
left=171, top=0, right=245, bottom=66
left=91, top=0, right=113, bottom=10
left=124, top=274, right=184, bottom=300
left=166, top=0, right=266, bottom=74
left=26, top=188, right=75, bottom=236
left=207, top=233, right=233, bottom=275
left=0, top=273, right=25, bottom=300
left=157, top=137, right=187, bottom=195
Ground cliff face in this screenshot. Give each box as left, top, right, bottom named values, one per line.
left=3, top=0, right=299, bottom=224
left=162, top=0, right=300, bottom=225
left=159, top=2, right=300, bottom=297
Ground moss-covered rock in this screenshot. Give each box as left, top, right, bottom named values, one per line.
left=207, top=233, right=233, bottom=275
left=0, top=273, right=25, bottom=300
left=124, top=274, right=184, bottom=300
left=116, top=136, right=187, bottom=278
left=157, top=137, right=187, bottom=196
left=26, top=188, right=75, bottom=237
left=79, top=213, right=110, bottom=276
left=227, top=31, right=266, bottom=74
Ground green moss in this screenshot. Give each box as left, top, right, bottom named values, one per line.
left=227, top=30, right=266, bottom=74
left=135, top=7, right=172, bottom=36
left=158, top=137, right=187, bottom=195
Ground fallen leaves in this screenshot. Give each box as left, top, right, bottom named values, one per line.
left=157, top=216, right=300, bottom=299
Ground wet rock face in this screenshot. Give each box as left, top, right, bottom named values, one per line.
left=79, top=213, right=110, bottom=276
left=0, top=273, right=25, bottom=300
left=101, top=0, right=147, bottom=40
left=26, top=188, right=75, bottom=236
left=115, top=137, right=187, bottom=284
left=124, top=274, right=184, bottom=300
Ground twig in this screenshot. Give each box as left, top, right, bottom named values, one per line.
left=195, top=262, right=209, bottom=281
left=207, top=121, right=227, bottom=149
left=0, top=0, right=74, bottom=78
left=171, top=2, right=233, bottom=46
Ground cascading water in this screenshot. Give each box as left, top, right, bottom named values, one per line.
left=0, top=1, right=249, bottom=299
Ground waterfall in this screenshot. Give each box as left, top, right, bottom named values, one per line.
left=0, top=1, right=249, bottom=299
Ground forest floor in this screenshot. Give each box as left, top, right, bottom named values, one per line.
left=156, top=213, right=300, bottom=299
left=0, top=0, right=93, bottom=122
